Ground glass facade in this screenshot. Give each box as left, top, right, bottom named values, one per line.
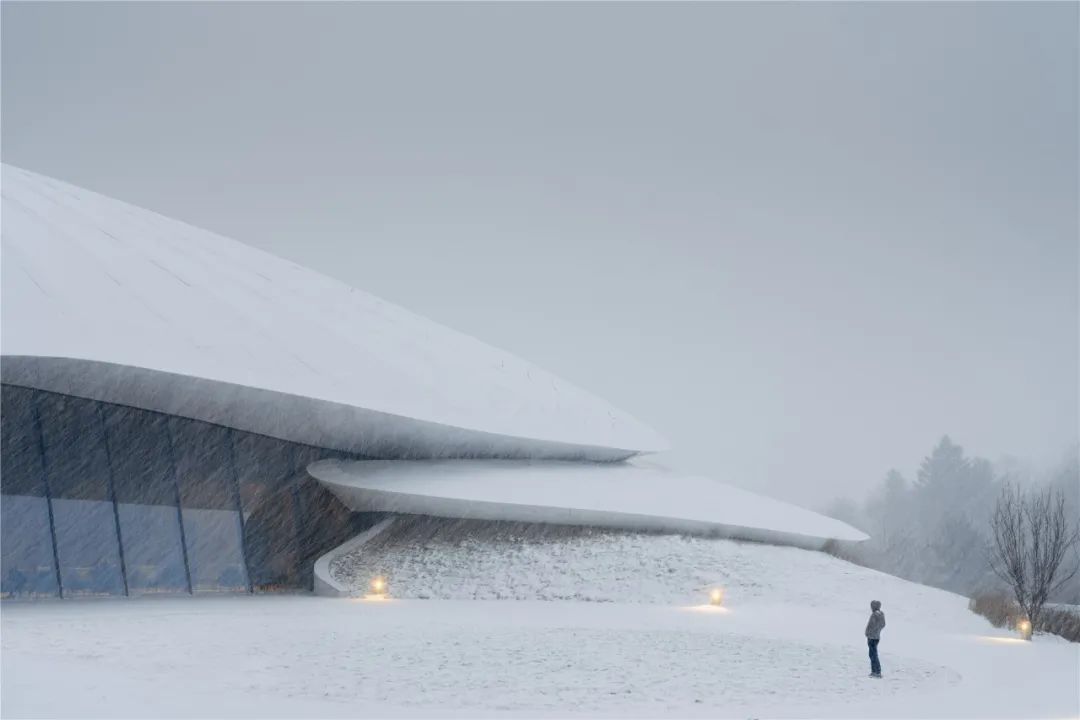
left=1, top=384, right=378, bottom=599
left=0, top=384, right=60, bottom=597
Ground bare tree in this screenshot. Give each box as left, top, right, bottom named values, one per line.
left=988, top=483, right=1080, bottom=638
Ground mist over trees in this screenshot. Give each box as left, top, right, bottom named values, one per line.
left=825, top=437, right=1080, bottom=604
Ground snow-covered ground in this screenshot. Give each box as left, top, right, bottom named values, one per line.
left=4, top=532, right=1078, bottom=719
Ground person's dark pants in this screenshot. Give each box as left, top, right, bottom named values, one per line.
left=867, top=638, right=881, bottom=676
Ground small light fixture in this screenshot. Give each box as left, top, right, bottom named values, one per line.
left=371, top=576, right=387, bottom=596
left=709, top=588, right=724, bottom=606
left=1017, top=618, right=1032, bottom=640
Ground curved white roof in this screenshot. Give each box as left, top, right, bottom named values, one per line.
left=0, top=164, right=666, bottom=459
left=310, top=459, right=868, bottom=548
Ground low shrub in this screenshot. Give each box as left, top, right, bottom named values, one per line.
left=1039, top=606, right=1080, bottom=643
left=968, top=592, right=1018, bottom=629
left=968, top=592, right=1080, bottom=642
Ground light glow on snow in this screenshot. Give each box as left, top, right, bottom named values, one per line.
left=973, top=635, right=1030, bottom=646
left=683, top=604, right=732, bottom=615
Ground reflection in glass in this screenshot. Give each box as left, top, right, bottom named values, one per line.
left=182, top=507, right=249, bottom=592
left=171, top=417, right=249, bottom=593
left=117, top=504, right=189, bottom=594
left=37, top=393, right=127, bottom=596
left=51, top=498, right=125, bottom=596
left=1, top=495, right=59, bottom=597
left=104, top=405, right=191, bottom=594
left=3, top=385, right=381, bottom=598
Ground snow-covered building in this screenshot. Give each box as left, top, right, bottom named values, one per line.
left=0, top=164, right=864, bottom=599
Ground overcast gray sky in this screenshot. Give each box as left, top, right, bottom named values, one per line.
left=3, top=2, right=1077, bottom=507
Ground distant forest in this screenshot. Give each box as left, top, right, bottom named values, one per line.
left=823, top=437, right=1080, bottom=604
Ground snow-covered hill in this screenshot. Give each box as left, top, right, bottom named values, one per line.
left=331, top=518, right=969, bottom=618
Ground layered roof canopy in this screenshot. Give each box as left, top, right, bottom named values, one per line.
left=1, top=165, right=666, bottom=459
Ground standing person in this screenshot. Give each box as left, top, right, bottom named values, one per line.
left=865, top=599, right=886, bottom=678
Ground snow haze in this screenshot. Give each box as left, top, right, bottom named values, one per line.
left=1, top=2, right=1076, bottom=507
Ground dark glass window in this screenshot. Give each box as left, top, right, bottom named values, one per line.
left=293, top=474, right=372, bottom=589
left=242, top=487, right=301, bottom=590
left=170, top=418, right=249, bottom=592
left=1, top=385, right=48, bottom=496
left=103, top=406, right=189, bottom=594
left=233, top=431, right=302, bottom=590
left=233, top=432, right=296, bottom=511
left=1, top=385, right=59, bottom=597
left=38, top=393, right=112, bottom=500
left=172, top=419, right=236, bottom=509
left=37, top=393, right=125, bottom=596
left=105, top=406, right=176, bottom=505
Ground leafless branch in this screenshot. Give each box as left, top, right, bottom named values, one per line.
left=987, top=483, right=1080, bottom=635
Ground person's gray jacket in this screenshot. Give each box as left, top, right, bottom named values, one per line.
left=865, top=610, right=886, bottom=639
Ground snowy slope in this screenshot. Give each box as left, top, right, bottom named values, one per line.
left=312, top=460, right=868, bottom=546
left=0, top=164, right=664, bottom=458
left=331, top=519, right=906, bottom=605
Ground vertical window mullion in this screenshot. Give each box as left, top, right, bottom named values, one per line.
left=226, top=428, right=254, bottom=594
left=30, top=392, right=63, bottom=599
left=165, top=419, right=193, bottom=595
left=97, top=403, right=129, bottom=597
left=288, top=444, right=305, bottom=587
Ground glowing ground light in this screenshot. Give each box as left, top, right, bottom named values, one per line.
left=975, top=635, right=1027, bottom=645
left=1018, top=619, right=1032, bottom=640
left=709, top=588, right=724, bottom=606
left=371, top=576, right=387, bottom=595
